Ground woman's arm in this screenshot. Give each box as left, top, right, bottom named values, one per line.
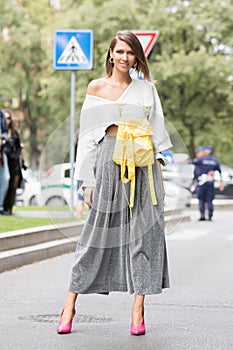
left=149, top=84, right=173, bottom=154
left=83, top=187, right=95, bottom=208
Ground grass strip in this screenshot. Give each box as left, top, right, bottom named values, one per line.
left=0, top=216, right=78, bottom=233
left=14, top=205, right=70, bottom=212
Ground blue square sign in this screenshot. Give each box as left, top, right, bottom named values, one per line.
left=54, top=30, right=94, bottom=70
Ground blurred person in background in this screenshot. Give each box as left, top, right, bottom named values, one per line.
left=192, top=145, right=224, bottom=221
left=0, top=110, right=10, bottom=215
left=3, top=110, right=22, bottom=215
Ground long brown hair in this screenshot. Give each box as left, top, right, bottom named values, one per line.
left=105, top=30, right=151, bottom=81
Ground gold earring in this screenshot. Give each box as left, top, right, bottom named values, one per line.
left=133, top=62, right=137, bottom=70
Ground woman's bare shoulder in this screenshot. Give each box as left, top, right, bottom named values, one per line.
left=87, top=78, right=106, bottom=96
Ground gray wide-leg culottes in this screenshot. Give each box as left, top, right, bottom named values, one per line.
left=69, top=136, right=170, bottom=295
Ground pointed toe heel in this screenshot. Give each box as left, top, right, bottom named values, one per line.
left=56, top=309, right=76, bottom=334
left=130, top=317, right=146, bottom=336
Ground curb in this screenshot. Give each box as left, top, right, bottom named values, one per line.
left=0, top=222, right=83, bottom=273
left=0, top=209, right=190, bottom=274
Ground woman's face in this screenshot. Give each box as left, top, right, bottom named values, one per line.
left=110, top=39, right=136, bottom=73
left=5, top=112, right=11, bottom=126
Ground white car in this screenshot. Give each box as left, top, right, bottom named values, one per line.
left=164, top=180, right=192, bottom=211
left=40, top=163, right=76, bottom=206
left=161, top=153, right=194, bottom=190
left=40, top=162, right=192, bottom=211
left=15, top=169, right=42, bottom=206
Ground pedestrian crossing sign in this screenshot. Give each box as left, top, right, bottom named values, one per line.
left=54, top=30, right=93, bottom=70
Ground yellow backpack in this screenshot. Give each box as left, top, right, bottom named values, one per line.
left=112, top=116, right=157, bottom=216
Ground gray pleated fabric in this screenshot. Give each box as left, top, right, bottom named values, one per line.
left=69, top=136, right=170, bottom=295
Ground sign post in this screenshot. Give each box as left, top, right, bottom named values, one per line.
left=70, top=70, right=76, bottom=209
left=54, top=29, right=93, bottom=211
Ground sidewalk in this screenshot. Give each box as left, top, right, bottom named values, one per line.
left=191, top=198, right=233, bottom=210
left=0, top=205, right=191, bottom=273
left=1, top=198, right=232, bottom=273
left=13, top=198, right=233, bottom=219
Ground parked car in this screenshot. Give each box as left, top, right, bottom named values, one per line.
left=161, top=153, right=194, bottom=190
left=164, top=180, right=192, bottom=211
left=190, top=164, right=233, bottom=200
left=40, top=162, right=192, bottom=211
left=162, top=152, right=233, bottom=200
left=15, top=168, right=42, bottom=206
left=40, top=163, right=76, bottom=206
left=212, top=165, right=233, bottom=199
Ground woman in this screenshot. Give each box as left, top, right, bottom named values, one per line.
left=57, top=30, right=172, bottom=335
left=3, top=110, right=22, bottom=215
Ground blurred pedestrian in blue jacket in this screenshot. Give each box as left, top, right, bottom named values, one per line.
left=192, top=145, right=224, bottom=221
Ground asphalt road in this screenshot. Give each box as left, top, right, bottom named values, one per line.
left=1, top=209, right=233, bottom=350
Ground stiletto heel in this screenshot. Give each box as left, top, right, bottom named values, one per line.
left=130, top=306, right=145, bottom=335
left=130, top=317, right=146, bottom=335
left=56, top=309, right=76, bottom=334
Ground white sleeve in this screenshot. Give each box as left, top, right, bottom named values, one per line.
left=74, top=96, right=109, bottom=188
left=74, top=130, right=97, bottom=188
left=149, top=84, right=173, bottom=155
left=74, top=96, right=120, bottom=187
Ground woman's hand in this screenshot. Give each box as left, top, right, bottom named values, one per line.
left=219, top=180, right=224, bottom=192
left=84, top=187, right=94, bottom=208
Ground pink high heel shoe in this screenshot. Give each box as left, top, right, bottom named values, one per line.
left=56, top=308, right=76, bottom=334
left=130, top=317, right=146, bottom=335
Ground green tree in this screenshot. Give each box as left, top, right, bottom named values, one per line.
left=0, top=0, right=54, bottom=168
left=136, top=0, right=233, bottom=162
left=0, top=0, right=232, bottom=168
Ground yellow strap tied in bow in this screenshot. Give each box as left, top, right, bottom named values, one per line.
left=112, top=117, right=157, bottom=217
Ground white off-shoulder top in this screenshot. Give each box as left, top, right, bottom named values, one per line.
left=74, top=78, right=172, bottom=188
